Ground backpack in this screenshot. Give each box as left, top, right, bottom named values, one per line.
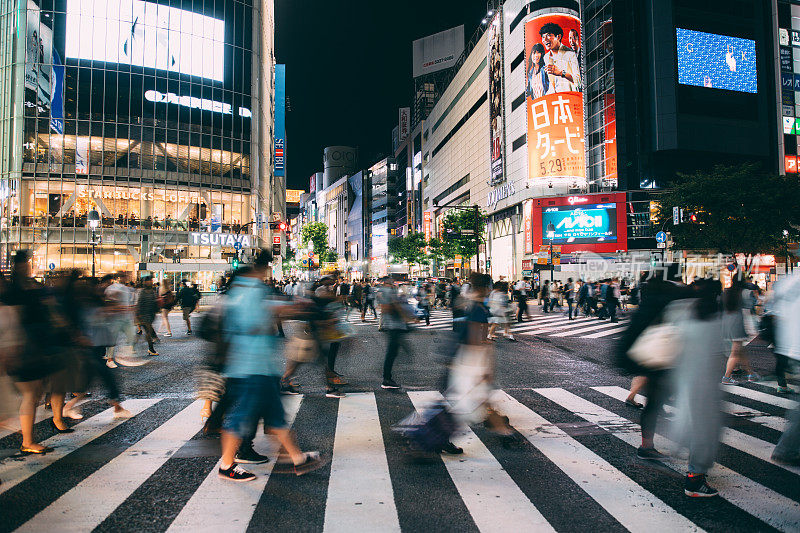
left=157, top=290, right=176, bottom=309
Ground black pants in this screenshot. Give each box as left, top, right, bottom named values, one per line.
left=326, top=341, right=340, bottom=375
left=607, top=297, right=619, bottom=322
left=776, top=354, right=791, bottom=388
left=363, top=300, right=377, bottom=318
left=383, top=329, right=407, bottom=381
left=87, top=346, right=121, bottom=401
left=517, top=298, right=529, bottom=320
left=567, top=299, right=574, bottom=319
left=140, top=320, right=157, bottom=351
left=640, top=370, right=670, bottom=444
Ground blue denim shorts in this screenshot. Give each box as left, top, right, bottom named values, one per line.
left=222, top=375, right=287, bottom=440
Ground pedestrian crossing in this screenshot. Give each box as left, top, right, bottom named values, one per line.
left=415, top=309, right=630, bottom=340
left=1, top=384, right=798, bottom=532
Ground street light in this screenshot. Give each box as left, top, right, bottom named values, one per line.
left=87, top=209, right=100, bottom=278
left=546, top=222, right=555, bottom=282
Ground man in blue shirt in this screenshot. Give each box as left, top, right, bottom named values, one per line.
left=218, top=250, right=323, bottom=481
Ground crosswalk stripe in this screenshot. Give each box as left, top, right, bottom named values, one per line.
left=407, top=391, right=555, bottom=533
left=324, top=393, right=400, bottom=533
left=511, top=318, right=601, bottom=335
left=720, top=400, right=786, bottom=432
left=16, top=400, right=203, bottom=533
left=596, top=386, right=799, bottom=476
left=578, top=325, right=629, bottom=339
left=548, top=321, right=627, bottom=337
left=494, top=390, right=702, bottom=533
left=550, top=387, right=800, bottom=532
left=510, top=316, right=594, bottom=331
left=721, top=385, right=799, bottom=410
left=166, top=395, right=303, bottom=533
left=0, top=399, right=159, bottom=496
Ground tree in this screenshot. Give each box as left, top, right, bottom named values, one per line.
left=388, top=233, right=427, bottom=269
left=656, top=164, right=800, bottom=265
left=300, top=222, right=329, bottom=257
left=322, top=247, right=339, bottom=263
left=440, top=208, right=487, bottom=268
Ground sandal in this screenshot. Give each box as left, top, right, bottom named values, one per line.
left=20, top=445, right=54, bottom=455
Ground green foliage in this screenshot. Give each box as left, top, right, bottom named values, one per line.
left=426, top=237, right=449, bottom=263
left=388, top=233, right=427, bottom=265
left=300, top=222, right=329, bottom=256
left=322, top=247, right=339, bottom=263
left=656, top=164, right=800, bottom=256
left=440, top=208, right=487, bottom=262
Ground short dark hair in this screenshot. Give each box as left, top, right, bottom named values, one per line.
left=539, top=22, right=563, bottom=39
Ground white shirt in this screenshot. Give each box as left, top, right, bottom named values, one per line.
left=546, top=44, right=581, bottom=93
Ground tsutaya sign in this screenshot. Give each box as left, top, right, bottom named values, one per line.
left=191, top=232, right=252, bottom=248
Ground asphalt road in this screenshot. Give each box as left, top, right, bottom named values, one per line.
left=1, top=304, right=798, bottom=532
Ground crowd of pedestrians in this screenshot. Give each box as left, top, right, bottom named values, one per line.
left=1, top=247, right=799, bottom=499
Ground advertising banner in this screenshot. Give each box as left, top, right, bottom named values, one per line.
left=781, top=46, right=793, bottom=73
left=424, top=211, right=432, bottom=242
left=488, top=12, right=504, bottom=186
left=399, top=108, right=410, bottom=142
left=275, top=65, right=286, bottom=177
left=676, top=28, right=757, bottom=93
left=603, top=94, right=617, bottom=184
left=524, top=12, right=585, bottom=186
left=75, top=136, right=89, bottom=174
left=412, top=26, right=465, bottom=78
left=25, top=0, right=53, bottom=110
left=49, top=48, right=65, bottom=134
left=524, top=199, right=533, bottom=255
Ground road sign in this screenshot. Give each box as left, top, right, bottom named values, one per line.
left=48, top=263, right=55, bottom=270
left=656, top=242, right=666, bottom=249
left=233, top=241, right=242, bottom=251
left=672, top=207, right=680, bottom=224
left=655, top=231, right=667, bottom=243
left=273, top=236, right=281, bottom=245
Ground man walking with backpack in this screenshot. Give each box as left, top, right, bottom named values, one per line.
left=218, top=250, right=323, bottom=481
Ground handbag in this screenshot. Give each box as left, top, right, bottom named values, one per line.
left=626, top=300, right=692, bottom=370
left=285, top=335, right=319, bottom=363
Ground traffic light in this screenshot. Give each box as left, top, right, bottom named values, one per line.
left=688, top=212, right=698, bottom=223
left=231, top=257, right=239, bottom=270
left=278, top=221, right=289, bottom=232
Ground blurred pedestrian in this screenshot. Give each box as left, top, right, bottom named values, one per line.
left=177, top=280, right=202, bottom=335
left=136, top=276, right=160, bottom=356
left=721, top=273, right=759, bottom=384
left=218, top=250, right=323, bottom=481
left=378, top=278, right=414, bottom=389
left=488, top=281, right=515, bottom=341
left=670, top=278, right=724, bottom=497
left=769, top=270, right=800, bottom=465
left=564, top=278, right=576, bottom=320
left=157, top=281, right=176, bottom=337
left=362, top=281, right=377, bottom=321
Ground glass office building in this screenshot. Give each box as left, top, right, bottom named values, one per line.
left=0, top=0, right=274, bottom=286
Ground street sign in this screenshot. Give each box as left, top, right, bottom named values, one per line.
left=672, top=207, right=680, bottom=224
left=462, top=229, right=475, bottom=235
left=233, top=241, right=242, bottom=251
left=48, top=263, right=55, bottom=270
left=273, top=236, right=281, bottom=245
left=655, top=231, right=667, bottom=243
left=656, top=242, right=666, bottom=249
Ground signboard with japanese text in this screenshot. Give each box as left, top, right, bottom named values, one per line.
left=524, top=199, right=533, bottom=255
left=423, top=211, right=432, bottom=242
left=524, top=12, right=585, bottom=186
left=399, top=107, right=410, bottom=142
left=532, top=192, right=627, bottom=254
left=488, top=12, right=504, bottom=186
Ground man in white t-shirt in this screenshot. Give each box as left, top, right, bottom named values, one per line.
left=540, top=22, right=581, bottom=93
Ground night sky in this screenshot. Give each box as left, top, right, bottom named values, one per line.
left=275, top=0, right=491, bottom=190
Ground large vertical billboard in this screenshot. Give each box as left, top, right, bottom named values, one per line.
left=488, top=12, right=504, bottom=186
left=524, top=12, right=586, bottom=187
left=275, top=64, right=286, bottom=177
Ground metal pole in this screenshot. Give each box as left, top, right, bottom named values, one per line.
left=91, top=229, right=96, bottom=278
left=474, top=206, right=480, bottom=274
left=549, top=237, right=554, bottom=282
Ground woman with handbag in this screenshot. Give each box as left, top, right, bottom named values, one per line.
left=616, top=265, right=690, bottom=462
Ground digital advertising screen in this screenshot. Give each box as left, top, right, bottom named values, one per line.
left=676, top=28, right=757, bottom=93
left=524, top=11, right=586, bottom=187
left=541, top=203, right=618, bottom=244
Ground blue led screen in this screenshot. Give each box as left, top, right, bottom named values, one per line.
left=676, top=28, right=757, bottom=93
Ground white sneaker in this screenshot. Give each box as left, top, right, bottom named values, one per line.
left=164, top=332, right=172, bottom=337
left=105, top=359, right=118, bottom=369
left=113, top=408, right=133, bottom=419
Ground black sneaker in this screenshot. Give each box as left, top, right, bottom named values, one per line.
left=325, top=388, right=345, bottom=398
left=636, top=447, right=666, bottom=460
left=235, top=445, right=270, bottom=464
left=684, top=474, right=718, bottom=498
left=218, top=463, right=256, bottom=482
left=440, top=441, right=464, bottom=455
left=281, top=382, right=301, bottom=395
left=381, top=379, right=401, bottom=389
